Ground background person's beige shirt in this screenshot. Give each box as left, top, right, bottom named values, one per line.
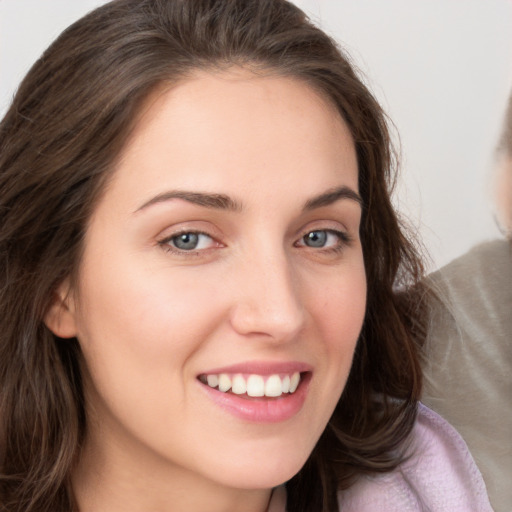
left=422, top=239, right=512, bottom=512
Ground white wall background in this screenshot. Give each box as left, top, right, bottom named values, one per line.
left=1, top=0, right=511, bottom=270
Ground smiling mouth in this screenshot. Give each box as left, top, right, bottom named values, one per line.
left=198, top=372, right=304, bottom=398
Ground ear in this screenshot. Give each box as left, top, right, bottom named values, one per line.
left=44, top=279, right=78, bottom=339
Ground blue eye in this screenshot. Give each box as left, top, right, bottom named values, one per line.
left=167, top=232, right=214, bottom=251
left=303, top=230, right=328, bottom=247
left=300, top=229, right=347, bottom=249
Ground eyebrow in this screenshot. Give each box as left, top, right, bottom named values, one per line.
left=136, top=190, right=243, bottom=213
left=135, top=185, right=362, bottom=213
left=302, top=186, right=362, bottom=210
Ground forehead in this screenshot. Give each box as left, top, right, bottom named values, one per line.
left=106, top=68, right=358, bottom=210
left=134, top=66, right=345, bottom=133
left=125, top=67, right=351, bottom=150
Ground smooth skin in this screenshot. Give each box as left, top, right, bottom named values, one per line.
left=495, top=156, right=512, bottom=234
left=46, top=68, right=367, bottom=512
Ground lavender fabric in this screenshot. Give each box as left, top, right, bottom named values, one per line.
left=267, top=404, right=493, bottom=512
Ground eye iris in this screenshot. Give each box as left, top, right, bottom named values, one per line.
left=173, top=233, right=199, bottom=250
left=304, top=230, right=327, bottom=247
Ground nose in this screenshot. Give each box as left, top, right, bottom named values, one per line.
left=229, top=250, right=305, bottom=342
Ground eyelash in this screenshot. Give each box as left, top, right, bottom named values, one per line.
left=158, top=228, right=352, bottom=256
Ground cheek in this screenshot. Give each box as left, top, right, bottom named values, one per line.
left=294, top=262, right=366, bottom=446
left=312, top=265, right=366, bottom=347
left=72, top=260, right=227, bottom=431
left=75, top=257, right=222, bottom=357
left=71, top=263, right=231, bottom=432
left=304, top=259, right=366, bottom=395
left=496, top=163, right=512, bottom=233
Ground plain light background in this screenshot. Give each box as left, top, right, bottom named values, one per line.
left=1, top=0, right=511, bottom=270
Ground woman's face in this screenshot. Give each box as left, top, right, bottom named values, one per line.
left=55, top=69, right=366, bottom=493
left=495, top=156, right=512, bottom=236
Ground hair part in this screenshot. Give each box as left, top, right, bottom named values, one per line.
left=0, top=1, right=426, bottom=510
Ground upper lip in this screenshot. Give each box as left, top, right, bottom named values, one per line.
left=198, top=360, right=312, bottom=376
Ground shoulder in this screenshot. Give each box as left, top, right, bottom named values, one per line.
left=423, top=239, right=512, bottom=361
left=337, top=404, right=493, bottom=512
left=421, top=240, right=512, bottom=511
left=433, top=238, right=511, bottom=279
left=427, top=239, right=512, bottom=313
left=422, top=239, right=512, bottom=420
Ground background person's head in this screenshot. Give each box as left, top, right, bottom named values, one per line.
left=0, top=1, right=424, bottom=510
left=495, top=91, right=512, bottom=238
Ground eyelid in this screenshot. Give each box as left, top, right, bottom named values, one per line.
left=295, top=217, right=353, bottom=240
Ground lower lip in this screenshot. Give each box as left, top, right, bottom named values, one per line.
left=199, top=373, right=311, bottom=423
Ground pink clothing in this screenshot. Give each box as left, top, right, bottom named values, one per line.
left=268, top=404, right=493, bottom=511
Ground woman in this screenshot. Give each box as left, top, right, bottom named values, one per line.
left=0, top=1, right=491, bottom=511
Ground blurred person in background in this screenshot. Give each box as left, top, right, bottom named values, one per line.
left=422, top=90, right=512, bottom=512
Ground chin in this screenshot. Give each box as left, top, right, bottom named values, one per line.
left=206, top=444, right=312, bottom=490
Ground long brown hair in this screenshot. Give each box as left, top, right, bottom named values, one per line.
left=0, top=1, right=425, bottom=510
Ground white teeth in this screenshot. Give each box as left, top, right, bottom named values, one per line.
left=265, top=375, right=283, bottom=397
left=289, top=372, right=300, bottom=393
left=281, top=375, right=290, bottom=393
left=231, top=374, right=247, bottom=395
left=202, top=371, right=303, bottom=397
left=218, top=373, right=231, bottom=392
left=207, top=374, right=219, bottom=388
left=246, top=375, right=265, bottom=397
